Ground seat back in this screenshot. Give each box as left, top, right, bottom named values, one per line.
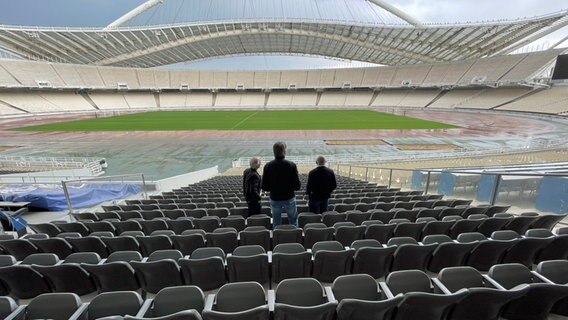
left=488, top=263, right=533, bottom=289
left=34, top=264, right=97, bottom=296
left=386, top=270, right=431, bottom=295
left=214, top=282, right=266, bottom=312
left=21, top=253, right=60, bottom=266
left=537, top=260, right=568, bottom=284
left=88, top=291, right=143, bottom=320
left=179, top=257, right=227, bottom=291
left=27, top=293, right=82, bottom=320
left=437, top=266, right=484, bottom=292
left=82, top=262, right=140, bottom=293
left=0, top=265, right=51, bottom=299
left=332, top=274, right=380, bottom=301
left=353, top=246, right=395, bottom=279
left=313, top=249, right=355, bottom=283
left=131, top=260, right=183, bottom=294
left=276, top=278, right=325, bottom=306
left=394, top=291, right=467, bottom=320
left=150, top=286, right=205, bottom=317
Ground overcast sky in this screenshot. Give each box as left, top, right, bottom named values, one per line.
left=0, top=0, right=566, bottom=69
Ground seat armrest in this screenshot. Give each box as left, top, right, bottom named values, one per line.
left=141, top=257, right=148, bottom=262
left=531, top=271, right=554, bottom=284
left=268, top=290, right=275, bottom=312
left=267, top=251, right=272, bottom=264
left=135, top=298, right=154, bottom=317
left=379, top=282, right=394, bottom=299
left=483, top=275, right=506, bottom=290
left=432, top=278, right=452, bottom=295
left=204, top=293, right=216, bottom=311
left=4, top=305, right=26, bottom=320
left=324, top=286, right=336, bottom=303
left=69, top=303, right=89, bottom=320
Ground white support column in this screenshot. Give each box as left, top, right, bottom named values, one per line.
left=105, top=0, right=164, bottom=29
left=366, top=0, right=422, bottom=27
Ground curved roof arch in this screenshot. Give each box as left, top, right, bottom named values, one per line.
left=0, top=2, right=566, bottom=67
left=120, top=0, right=409, bottom=27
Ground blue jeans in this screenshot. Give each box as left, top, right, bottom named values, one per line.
left=270, top=198, right=298, bottom=227
left=308, top=198, right=329, bottom=214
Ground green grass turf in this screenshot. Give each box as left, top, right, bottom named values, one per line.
left=14, top=110, right=458, bottom=131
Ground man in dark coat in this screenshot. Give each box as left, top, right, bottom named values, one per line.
left=261, top=142, right=301, bottom=227
left=306, top=156, right=337, bottom=214
left=243, top=157, right=262, bottom=218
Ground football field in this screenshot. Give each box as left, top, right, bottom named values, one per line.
left=15, top=110, right=458, bottom=131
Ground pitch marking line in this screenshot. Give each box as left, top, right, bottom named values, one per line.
left=230, top=111, right=259, bottom=129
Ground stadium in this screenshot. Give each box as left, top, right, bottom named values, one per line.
left=0, top=0, right=567, bottom=319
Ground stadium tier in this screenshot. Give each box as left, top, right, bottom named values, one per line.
left=0, top=175, right=567, bottom=320
left=0, top=50, right=562, bottom=90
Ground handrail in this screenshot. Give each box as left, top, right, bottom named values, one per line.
left=338, top=165, right=568, bottom=177
left=334, top=163, right=568, bottom=213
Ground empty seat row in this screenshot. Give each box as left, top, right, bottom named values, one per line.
left=3, top=260, right=568, bottom=320
left=16, top=218, right=568, bottom=260
left=1, top=236, right=566, bottom=300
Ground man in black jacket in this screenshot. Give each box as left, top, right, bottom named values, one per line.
left=243, top=157, right=262, bottom=218
left=261, top=142, right=301, bottom=227
left=306, top=156, right=337, bottom=214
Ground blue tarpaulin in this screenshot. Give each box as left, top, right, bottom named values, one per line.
left=0, top=184, right=142, bottom=211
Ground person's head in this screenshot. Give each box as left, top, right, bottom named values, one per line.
left=316, top=155, right=326, bottom=166
left=249, top=157, right=261, bottom=170
left=273, top=142, right=287, bottom=158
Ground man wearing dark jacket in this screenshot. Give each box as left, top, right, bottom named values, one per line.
left=306, top=156, right=337, bottom=214
left=243, top=157, right=262, bottom=218
left=261, top=142, right=301, bottom=227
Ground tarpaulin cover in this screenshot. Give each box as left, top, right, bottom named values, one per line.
left=0, top=184, right=142, bottom=211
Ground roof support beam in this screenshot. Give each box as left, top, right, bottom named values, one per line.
left=105, top=0, right=164, bottom=29
left=496, top=16, right=568, bottom=55
left=366, top=0, right=422, bottom=27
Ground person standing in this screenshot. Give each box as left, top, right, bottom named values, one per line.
left=261, top=142, right=301, bottom=227
left=306, top=156, right=337, bottom=214
left=243, top=157, right=262, bottom=218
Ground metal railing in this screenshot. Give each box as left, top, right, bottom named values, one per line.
left=335, top=164, right=568, bottom=215
left=0, top=156, right=106, bottom=176
left=232, top=140, right=565, bottom=168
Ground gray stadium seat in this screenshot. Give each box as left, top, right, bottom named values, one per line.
left=274, top=278, right=337, bottom=320
left=179, top=248, right=227, bottom=291
left=333, top=274, right=401, bottom=320
left=202, top=282, right=269, bottom=320
left=82, top=262, right=140, bottom=293
left=488, top=263, right=568, bottom=320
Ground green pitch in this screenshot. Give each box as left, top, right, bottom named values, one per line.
left=15, top=110, right=458, bottom=131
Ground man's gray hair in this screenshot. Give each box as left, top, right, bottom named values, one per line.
left=273, top=142, right=287, bottom=158
left=316, top=155, right=326, bottom=166
left=249, top=157, right=261, bottom=169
